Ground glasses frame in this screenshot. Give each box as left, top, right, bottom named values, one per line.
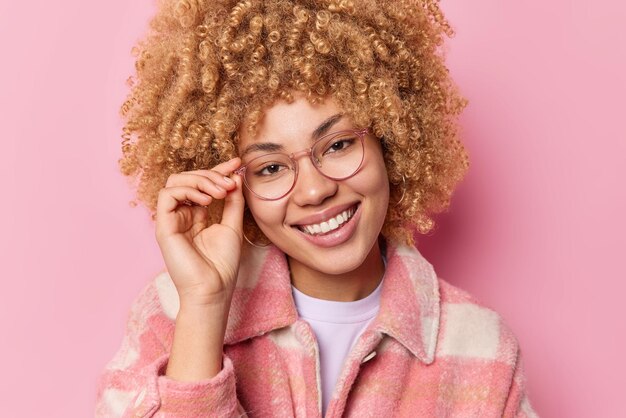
left=234, top=128, right=369, bottom=201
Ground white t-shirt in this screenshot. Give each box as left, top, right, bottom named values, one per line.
left=292, top=278, right=383, bottom=416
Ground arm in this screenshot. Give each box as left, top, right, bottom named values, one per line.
left=502, top=348, right=539, bottom=418
left=97, top=160, right=249, bottom=416
left=95, top=276, right=245, bottom=418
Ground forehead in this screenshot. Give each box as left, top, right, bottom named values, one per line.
left=237, top=95, right=350, bottom=150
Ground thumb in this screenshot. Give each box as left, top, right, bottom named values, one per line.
left=220, top=174, right=245, bottom=235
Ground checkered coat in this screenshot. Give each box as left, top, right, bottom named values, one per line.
left=97, top=241, right=537, bottom=417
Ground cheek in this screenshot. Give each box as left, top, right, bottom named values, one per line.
left=246, top=197, right=287, bottom=231
left=359, top=154, right=390, bottom=200
left=359, top=140, right=389, bottom=189
left=360, top=156, right=391, bottom=225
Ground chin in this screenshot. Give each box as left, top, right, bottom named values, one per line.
left=304, top=251, right=369, bottom=275
left=280, top=231, right=377, bottom=276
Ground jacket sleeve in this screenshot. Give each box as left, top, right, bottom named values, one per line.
left=96, top=274, right=246, bottom=417
left=502, top=348, right=539, bottom=418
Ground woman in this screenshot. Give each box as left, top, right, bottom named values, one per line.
left=97, top=0, right=537, bottom=416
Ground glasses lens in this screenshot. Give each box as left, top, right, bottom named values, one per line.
left=244, top=153, right=295, bottom=200
left=313, top=131, right=364, bottom=179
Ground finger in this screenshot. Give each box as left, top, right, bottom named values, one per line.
left=156, top=186, right=212, bottom=216
left=166, top=173, right=231, bottom=198
left=187, top=157, right=242, bottom=178
left=165, top=172, right=230, bottom=199
left=220, top=174, right=245, bottom=235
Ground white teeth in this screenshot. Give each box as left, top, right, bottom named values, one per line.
left=298, top=205, right=357, bottom=236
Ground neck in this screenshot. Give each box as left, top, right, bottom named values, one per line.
left=288, top=238, right=385, bottom=302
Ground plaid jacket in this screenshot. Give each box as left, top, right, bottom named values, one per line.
left=97, top=241, right=537, bottom=417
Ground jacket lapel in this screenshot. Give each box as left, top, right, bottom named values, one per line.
left=224, top=244, right=298, bottom=345
left=371, top=243, right=441, bottom=364
left=224, top=240, right=441, bottom=366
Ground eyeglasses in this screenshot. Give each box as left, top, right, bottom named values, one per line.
left=234, top=128, right=369, bottom=200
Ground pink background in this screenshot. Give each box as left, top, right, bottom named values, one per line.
left=1, top=0, right=624, bottom=416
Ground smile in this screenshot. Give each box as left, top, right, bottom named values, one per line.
left=297, top=204, right=358, bottom=236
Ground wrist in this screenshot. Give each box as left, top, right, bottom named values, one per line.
left=167, top=305, right=229, bottom=381
left=177, top=298, right=231, bottom=322
left=177, top=287, right=233, bottom=312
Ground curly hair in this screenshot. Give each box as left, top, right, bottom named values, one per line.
left=119, top=0, right=469, bottom=245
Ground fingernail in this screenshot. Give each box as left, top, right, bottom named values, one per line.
left=223, top=176, right=234, bottom=184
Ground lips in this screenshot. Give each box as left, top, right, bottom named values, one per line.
left=293, top=203, right=363, bottom=248
left=291, top=202, right=360, bottom=235
left=297, top=205, right=357, bottom=236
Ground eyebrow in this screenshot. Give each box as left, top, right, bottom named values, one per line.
left=240, top=113, right=343, bottom=158
left=312, top=113, right=343, bottom=140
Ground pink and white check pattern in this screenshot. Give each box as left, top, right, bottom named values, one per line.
left=97, top=241, right=537, bottom=417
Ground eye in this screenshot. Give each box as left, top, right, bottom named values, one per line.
left=255, top=163, right=288, bottom=176
left=323, top=137, right=356, bottom=155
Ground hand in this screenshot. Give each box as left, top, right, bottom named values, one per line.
left=155, top=158, right=245, bottom=308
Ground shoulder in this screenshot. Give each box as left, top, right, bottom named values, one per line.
left=126, top=270, right=179, bottom=321
left=99, top=271, right=178, bottom=383
left=383, top=241, right=519, bottom=364
left=120, top=271, right=179, bottom=348
left=436, top=277, right=520, bottom=365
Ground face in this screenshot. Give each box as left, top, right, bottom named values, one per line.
left=237, top=94, right=390, bottom=276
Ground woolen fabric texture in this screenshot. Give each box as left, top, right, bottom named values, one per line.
left=96, top=239, right=537, bottom=417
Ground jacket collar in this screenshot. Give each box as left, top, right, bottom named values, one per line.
left=224, top=239, right=440, bottom=364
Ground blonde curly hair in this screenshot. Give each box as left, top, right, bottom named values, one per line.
left=119, top=0, right=469, bottom=245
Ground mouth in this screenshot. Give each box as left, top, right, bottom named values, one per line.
left=294, top=204, right=359, bottom=236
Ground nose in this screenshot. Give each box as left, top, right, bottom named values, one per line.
left=290, top=156, right=338, bottom=206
